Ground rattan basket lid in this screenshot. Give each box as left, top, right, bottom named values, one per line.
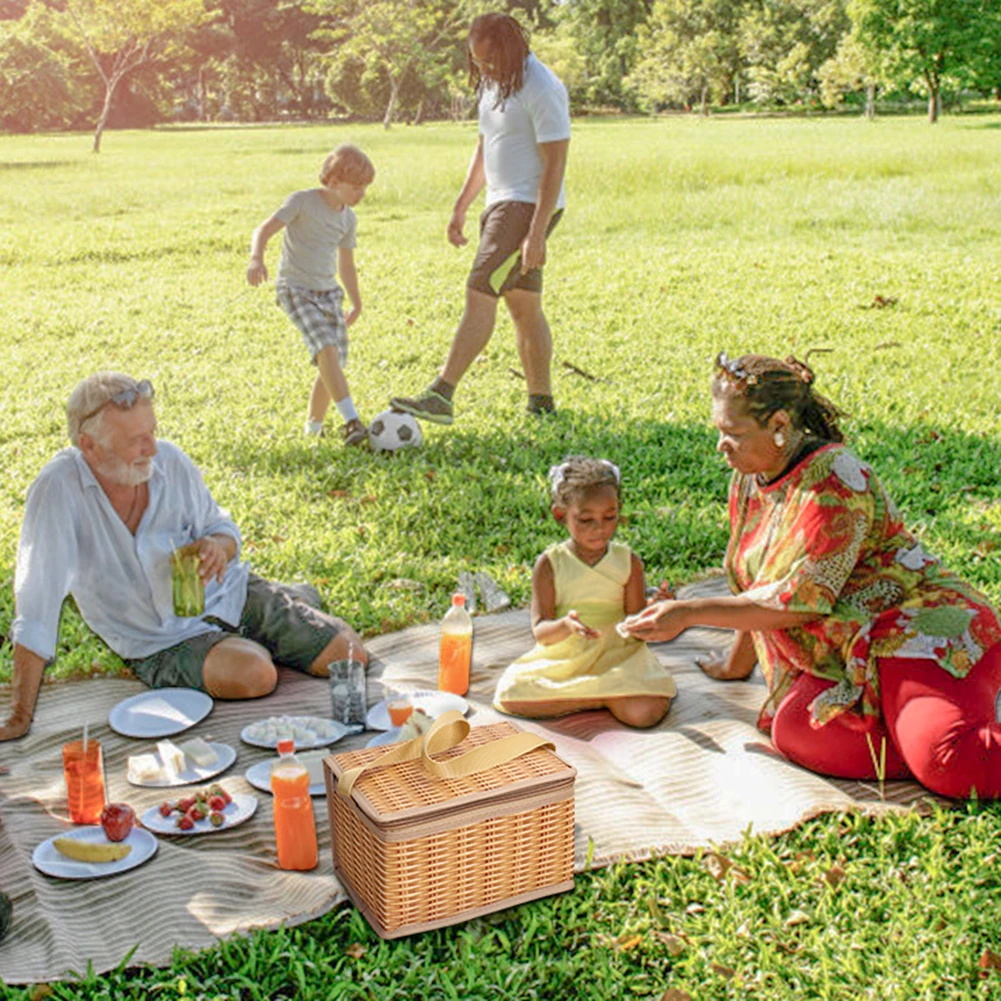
left=328, top=717, right=575, bottom=827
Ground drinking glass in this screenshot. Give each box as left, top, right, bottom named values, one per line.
left=62, top=739, right=106, bottom=825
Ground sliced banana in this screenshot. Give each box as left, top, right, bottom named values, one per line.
left=53, top=837, right=132, bottom=864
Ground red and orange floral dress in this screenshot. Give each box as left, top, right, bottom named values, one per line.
left=725, top=444, right=1001, bottom=732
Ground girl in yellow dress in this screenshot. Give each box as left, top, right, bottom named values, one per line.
left=494, top=457, right=676, bottom=727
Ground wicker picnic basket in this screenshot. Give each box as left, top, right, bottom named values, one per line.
left=324, top=710, right=576, bottom=938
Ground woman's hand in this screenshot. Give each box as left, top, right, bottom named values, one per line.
left=620, top=600, right=690, bottom=643
left=564, top=610, right=599, bottom=640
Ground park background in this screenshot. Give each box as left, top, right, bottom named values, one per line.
left=2, top=1, right=1001, bottom=999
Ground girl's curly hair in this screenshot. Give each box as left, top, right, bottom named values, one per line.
left=548, top=456, right=621, bottom=509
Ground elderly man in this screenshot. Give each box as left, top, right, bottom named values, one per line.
left=1, top=372, right=366, bottom=741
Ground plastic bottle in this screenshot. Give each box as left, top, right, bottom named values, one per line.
left=438, top=592, right=473, bottom=696
left=270, top=739, right=317, bottom=871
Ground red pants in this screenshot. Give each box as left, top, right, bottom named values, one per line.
left=771, top=642, right=1001, bottom=799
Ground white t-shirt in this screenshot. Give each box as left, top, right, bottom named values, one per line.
left=275, top=189, right=357, bottom=291
left=478, top=54, right=571, bottom=210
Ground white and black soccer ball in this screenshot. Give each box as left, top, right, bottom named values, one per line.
left=368, top=409, right=423, bottom=452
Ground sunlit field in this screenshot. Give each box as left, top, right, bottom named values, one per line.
left=2, top=115, right=1001, bottom=998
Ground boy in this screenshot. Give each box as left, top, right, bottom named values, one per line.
left=247, top=143, right=375, bottom=445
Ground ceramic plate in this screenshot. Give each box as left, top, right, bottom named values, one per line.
left=109, top=688, right=213, bottom=738
left=244, top=757, right=327, bottom=797
left=240, top=716, right=355, bottom=751
left=365, top=690, right=469, bottom=731
left=141, top=792, right=257, bottom=836
left=33, top=826, right=158, bottom=881
left=126, top=742, right=236, bottom=788
left=365, top=727, right=404, bottom=748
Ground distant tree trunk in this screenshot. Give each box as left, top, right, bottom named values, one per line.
left=411, top=99, right=424, bottom=125
left=382, top=74, right=399, bottom=129
left=93, top=81, right=118, bottom=152
left=734, top=75, right=740, bottom=105
left=925, top=71, right=939, bottom=124
left=864, top=82, right=875, bottom=120
left=700, top=82, right=709, bottom=116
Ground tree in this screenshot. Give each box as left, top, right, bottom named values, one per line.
left=628, top=0, right=743, bottom=114
left=64, top=0, right=207, bottom=150
left=310, top=0, right=478, bottom=127
left=0, top=1, right=86, bottom=132
left=849, top=0, right=999, bottom=123
left=555, top=0, right=652, bottom=109
left=817, top=32, right=880, bottom=116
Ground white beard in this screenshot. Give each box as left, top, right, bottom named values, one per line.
left=96, top=453, right=154, bottom=487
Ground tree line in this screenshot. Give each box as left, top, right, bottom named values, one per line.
left=2, top=0, right=1000, bottom=149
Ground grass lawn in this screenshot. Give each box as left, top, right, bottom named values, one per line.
left=1, top=113, right=1001, bottom=998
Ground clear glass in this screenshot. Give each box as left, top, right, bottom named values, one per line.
left=62, top=739, right=106, bottom=825
left=170, top=545, right=204, bottom=617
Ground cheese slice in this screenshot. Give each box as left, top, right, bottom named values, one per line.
left=128, top=753, right=163, bottom=783
left=179, top=737, right=218, bottom=768
left=157, top=739, right=185, bottom=781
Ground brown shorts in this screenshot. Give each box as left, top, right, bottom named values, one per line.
left=467, top=201, right=563, bottom=298
left=128, top=574, right=339, bottom=690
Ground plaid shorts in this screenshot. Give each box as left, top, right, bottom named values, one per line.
left=276, top=282, right=348, bottom=366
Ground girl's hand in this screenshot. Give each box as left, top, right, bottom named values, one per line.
left=647, top=580, right=675, bottom=603
left=619, top=600, right=689, bottom=643
left=564, top=610, right=599, bottom=640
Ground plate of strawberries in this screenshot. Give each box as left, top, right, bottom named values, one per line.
left=140, top=784, right=257, bottom=835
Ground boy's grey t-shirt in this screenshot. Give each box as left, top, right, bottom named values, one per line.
left=275, top=189, right=357, bottom=291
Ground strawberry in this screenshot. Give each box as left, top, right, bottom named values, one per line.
left=208, top=795, right=226, bottom=812
left=159, top=802, right=172, bottom=817
left=177, top=814, right=194, bottom=831
left=189, top=803, right=208, bottom=821
left=209, top=811, right=225, bottom=827
left=176, top=796, right=196, bottom=813
left=219, top=789, right=232, bottom=805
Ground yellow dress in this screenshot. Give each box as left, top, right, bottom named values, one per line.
left=493, top=540, right=677, bottom=717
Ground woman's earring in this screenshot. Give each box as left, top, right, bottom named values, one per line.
left=773, top=431, right=785, bottom=449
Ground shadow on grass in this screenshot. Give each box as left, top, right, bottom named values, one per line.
left=0, top=160, right=80, bottom=171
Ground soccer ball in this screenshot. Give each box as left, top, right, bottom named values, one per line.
left=368, top=409, right=422, bottom=452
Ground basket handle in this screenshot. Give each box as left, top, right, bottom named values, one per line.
left=336, top=710, right=555, bottom=797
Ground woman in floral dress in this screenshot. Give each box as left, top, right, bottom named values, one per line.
left=623, top=353, right=1001, bottom=799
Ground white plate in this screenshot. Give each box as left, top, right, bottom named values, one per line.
left=365, top=690, right=469, bottom=731
left=126, top=742, right=236, bottom=788
left=240, top=716, right=355, bottom=750
left=33, top=826, right=157, bottom=881
left=141, top=792, right=257, bottom=836
left=109, top=688, right=213, bottom=738
left=366, top=727, right=404, bottom=748
left=244, top=758, right=327, bottom=797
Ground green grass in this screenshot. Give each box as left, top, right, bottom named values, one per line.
left=2, top=115, right=1001, bottom=997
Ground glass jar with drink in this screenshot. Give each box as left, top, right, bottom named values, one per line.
left=62, top=735, right=106, bottom=825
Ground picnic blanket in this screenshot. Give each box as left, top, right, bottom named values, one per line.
left=0, top=577, right=933, bottom=985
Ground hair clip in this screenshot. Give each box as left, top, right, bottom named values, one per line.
left=547, top=462, right=567, bottom=494
left=599, top=460, right=621, bottom=484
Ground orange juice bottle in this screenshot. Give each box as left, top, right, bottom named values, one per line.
left=438, top=593, right=472, bottom=696
left=270, top=740, right=317, bottom=871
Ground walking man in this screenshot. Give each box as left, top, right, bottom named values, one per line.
left=391, top=12, right=571, bottom=424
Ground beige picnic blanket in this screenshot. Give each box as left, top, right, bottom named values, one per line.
left=0, top=578, right=932, bottom=985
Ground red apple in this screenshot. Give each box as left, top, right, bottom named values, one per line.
left=100, top=802, right=135, bottom=842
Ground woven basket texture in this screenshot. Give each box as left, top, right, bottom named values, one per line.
left=332, top=722, right=571, bottom=817
left=328, top=721, right=575, bottom=933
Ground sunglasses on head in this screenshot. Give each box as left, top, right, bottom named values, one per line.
left=80, top=379, right=155, bottom=426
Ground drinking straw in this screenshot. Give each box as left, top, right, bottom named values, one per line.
left=82, top=721, right=88, bottom=754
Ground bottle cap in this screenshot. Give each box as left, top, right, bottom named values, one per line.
left=451, top=592, right=466, bottom=607
left=276, top=739, right=294, bottom=755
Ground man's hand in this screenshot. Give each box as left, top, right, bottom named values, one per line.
left=447, top=207, right=468, bottom=247
left=520, top=229, right=547, bottom=273
left=345, top=305, right=362, bottom=328
left=247, top=259, right=268, bottom=287
left=195, top=536, right=231, bottom=584
left=564, top=609, right=599, bottom=640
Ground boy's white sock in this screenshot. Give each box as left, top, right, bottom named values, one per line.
left=335, top=396, right=360, bottom=422
left=304, top=419, right=324, bottom=436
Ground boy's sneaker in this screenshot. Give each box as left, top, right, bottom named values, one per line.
left=389, top=390, right=454, bottom=425
left=342, top=418, right=369, bottom=447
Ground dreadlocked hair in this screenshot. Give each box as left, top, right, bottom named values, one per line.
left=711, top=352, right=846, bottom=443
left=468, top=13, right=530, bottom=108
left=549, top=456, right=621, bottom=509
